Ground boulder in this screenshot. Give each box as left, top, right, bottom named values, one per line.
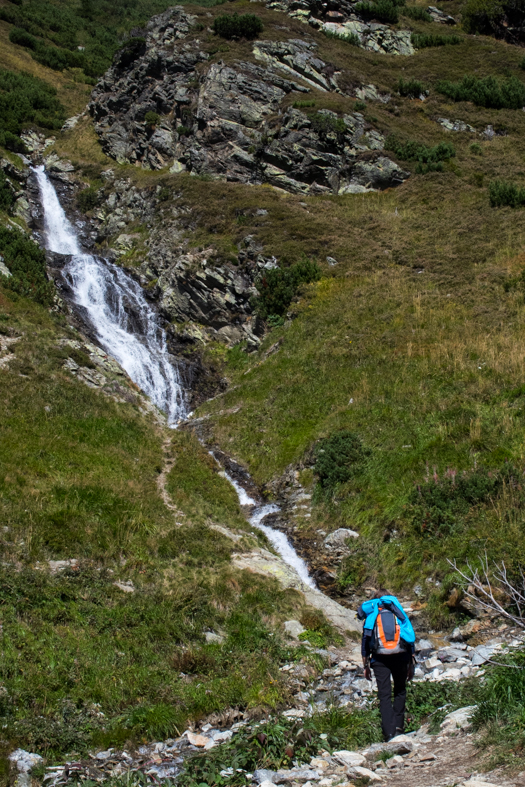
left=440, top=705, right=476, bottom=734
left=332, top=750, right=366, bottom=767
left=323, top=528, right=359, bottom=550
left=283, top=620, right=305, bottom=639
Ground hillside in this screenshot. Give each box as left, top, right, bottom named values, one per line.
left=3, top=0, right=525, bottom=782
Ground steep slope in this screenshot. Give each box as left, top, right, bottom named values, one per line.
left=3, top=0, right=525, bottom=777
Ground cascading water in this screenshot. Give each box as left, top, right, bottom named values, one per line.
left=35, top=165, right=317, bottom=589
left=34, top=166, right=186, bottom=425
left=218, top=466, right=317, bottom=591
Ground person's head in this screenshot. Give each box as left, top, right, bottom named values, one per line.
left=372, top=588, right=390, bottom=599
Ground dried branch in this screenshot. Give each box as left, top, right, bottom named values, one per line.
left=447, top=553, right=525, bottom=630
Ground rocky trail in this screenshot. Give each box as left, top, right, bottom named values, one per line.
left=20, top=623, right=525, bottom=787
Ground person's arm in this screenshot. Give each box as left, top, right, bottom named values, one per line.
left=362, top=630, right=372, bottom=680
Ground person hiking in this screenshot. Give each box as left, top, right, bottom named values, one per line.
left=357, top=590, right=416, bottom=741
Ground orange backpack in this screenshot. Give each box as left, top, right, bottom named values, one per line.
left=373, top=606, right=405, bottom=655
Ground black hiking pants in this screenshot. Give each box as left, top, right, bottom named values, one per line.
left=371, top=653, right=409, bottom=741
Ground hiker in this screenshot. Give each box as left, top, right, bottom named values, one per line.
left=357, top=590, right=416, bottom=741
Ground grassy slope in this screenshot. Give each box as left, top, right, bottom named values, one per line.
left=0, top=289, right=309, bottom=761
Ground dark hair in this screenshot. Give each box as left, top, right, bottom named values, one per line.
left=372, top=588, right=390, bottom=599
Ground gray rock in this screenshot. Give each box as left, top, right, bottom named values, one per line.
left=284, top=620, right=305, bottom=639
left=440, top=705, right=476, bottom=734
left=427, top=6, right=456, bottom=24
left=438, top=647, right=467, bottom=663
left=274, top=768, right=320, bottom=783
left=0, top=258, right=12, bottom=279
left=416, top=638, right=433, bottom=651
left=471, top=645, right=496, bottom=665
left=89, top=12, right=409, bottom=196
left=9, top=750, right=44, bottom=787
left=254, top=770, right=276, bottom=784
left=324, top=528, right=359, bottom=550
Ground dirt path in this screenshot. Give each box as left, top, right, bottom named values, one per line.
left=156, top=435, right=185, bottom=521
left=381, top=732, right=523, bottom=787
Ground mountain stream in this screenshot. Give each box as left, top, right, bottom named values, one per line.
left=35, top=167, right=319, bottom=593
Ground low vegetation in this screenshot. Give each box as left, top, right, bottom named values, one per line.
left=436, top=74, right=525, bottom=109
left=252, top=259, right=321, bottom=321
left=353, top=0, right=403, bottom=25
left=396, top=77, right=427, bottom=98
left=489, top=180, right=525, bottom=207
left=0, top=226, right=54, bottom=305
left=411, top=33, right=462, bottom=48
left=212, top=13, right=263, bottom=40
left=401, top=5, right=432, bottom=21
left=385, top=135, right=455, bottom=172
left=0, top=68, right=65, bottom=151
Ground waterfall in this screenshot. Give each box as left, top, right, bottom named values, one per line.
left=218, top=465, right=317, bottom=590
left=34, top=166, right=186, bottom=425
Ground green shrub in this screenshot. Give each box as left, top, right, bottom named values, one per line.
left=436, top=74, right=525, bottom=109
left=406, top=464, right=518, bottom=538
left=401, top=5, right=432, bottom=21
left=212, top=13, right=263, bottom=40
left=0, top=226, right=54, bottom=305
left=177, top=124, right=191, bottom=136
left=470, top=142, right=483, bottom=155
left=310, top=112, right=347, bottom=137
left=0, top=68, right=65, bottom=151
left=489, top=180, right=525, bottom=207
left=253, top=258, right=321, bottom=320
left=76, top=186, right=100, bottom=213
left=144, top=111, right=160, bottom=126
left=314, top=430, right=370, bottom=492
left=397, top=77, right=427, bottom=98
left=354, top=0, right=401, bottom=24
left=293, top=100, right=316, bottom=108
left=9, top=27, right=39, bottom=50
left=386, top=135, right=455, bottom=168
left=521, top=56, right=525, bottom=70
left=463, top=0, right=524, bottom=37
left=411, top=33, right=462, bottom=48
left=323, top=29, right=360, bottom=46
left=0, top=171, right=16, bottom=212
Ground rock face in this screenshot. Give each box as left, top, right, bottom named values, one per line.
left=89, top=7, right=409, bottom=194
left=267, top=0, right=414, bottom=55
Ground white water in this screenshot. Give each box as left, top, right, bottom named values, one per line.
left=34, top=166, right=186, bottom=425
left=219, top=464, right=317, bottom=590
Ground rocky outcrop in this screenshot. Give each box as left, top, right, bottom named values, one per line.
left=89, top=8, right=409, bottom=194
left=267, top=0, right=415, bottom=55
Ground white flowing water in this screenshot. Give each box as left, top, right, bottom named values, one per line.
left=34, top=166, right=185, bottom=425
left=219, top=465, right=317, bottom=590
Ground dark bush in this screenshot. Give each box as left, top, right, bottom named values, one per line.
left=76, top=186, right=100, bottom=213
left=397, top=78, right=427, bottom=98
left=354, top=0, right=400, bottom=24
left=401, top=5, right=432, bottom=21
left=0, top=68, right=65, bottom=151
left=437, top=74, right=525, bottom=109
left=406, top=465, right=519, bottom=538
left=0, top=171, right=16, bottom=212
left=0, top=226, right=54, bottom=305
left=386, top=136, right=455, bottom=170
left=144, top=111, right=160, bottom=126
left=314, top=430, right=370, bottom=491
left=253, top=258, right=321, bottom=320
left=9, top=27, right=39, bottom=50
left=310, top=112, right=347, bottom=137
left=411, top=33, right=462, bottom=48
left=212, top=13, right=263, bottom=40
left=489, top=180, right=525, bottom=207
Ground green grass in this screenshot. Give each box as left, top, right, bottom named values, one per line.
left=0, top=287, right=308, bottom=757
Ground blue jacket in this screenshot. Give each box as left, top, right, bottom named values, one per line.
left=357, top=596, right=415, bottom=660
